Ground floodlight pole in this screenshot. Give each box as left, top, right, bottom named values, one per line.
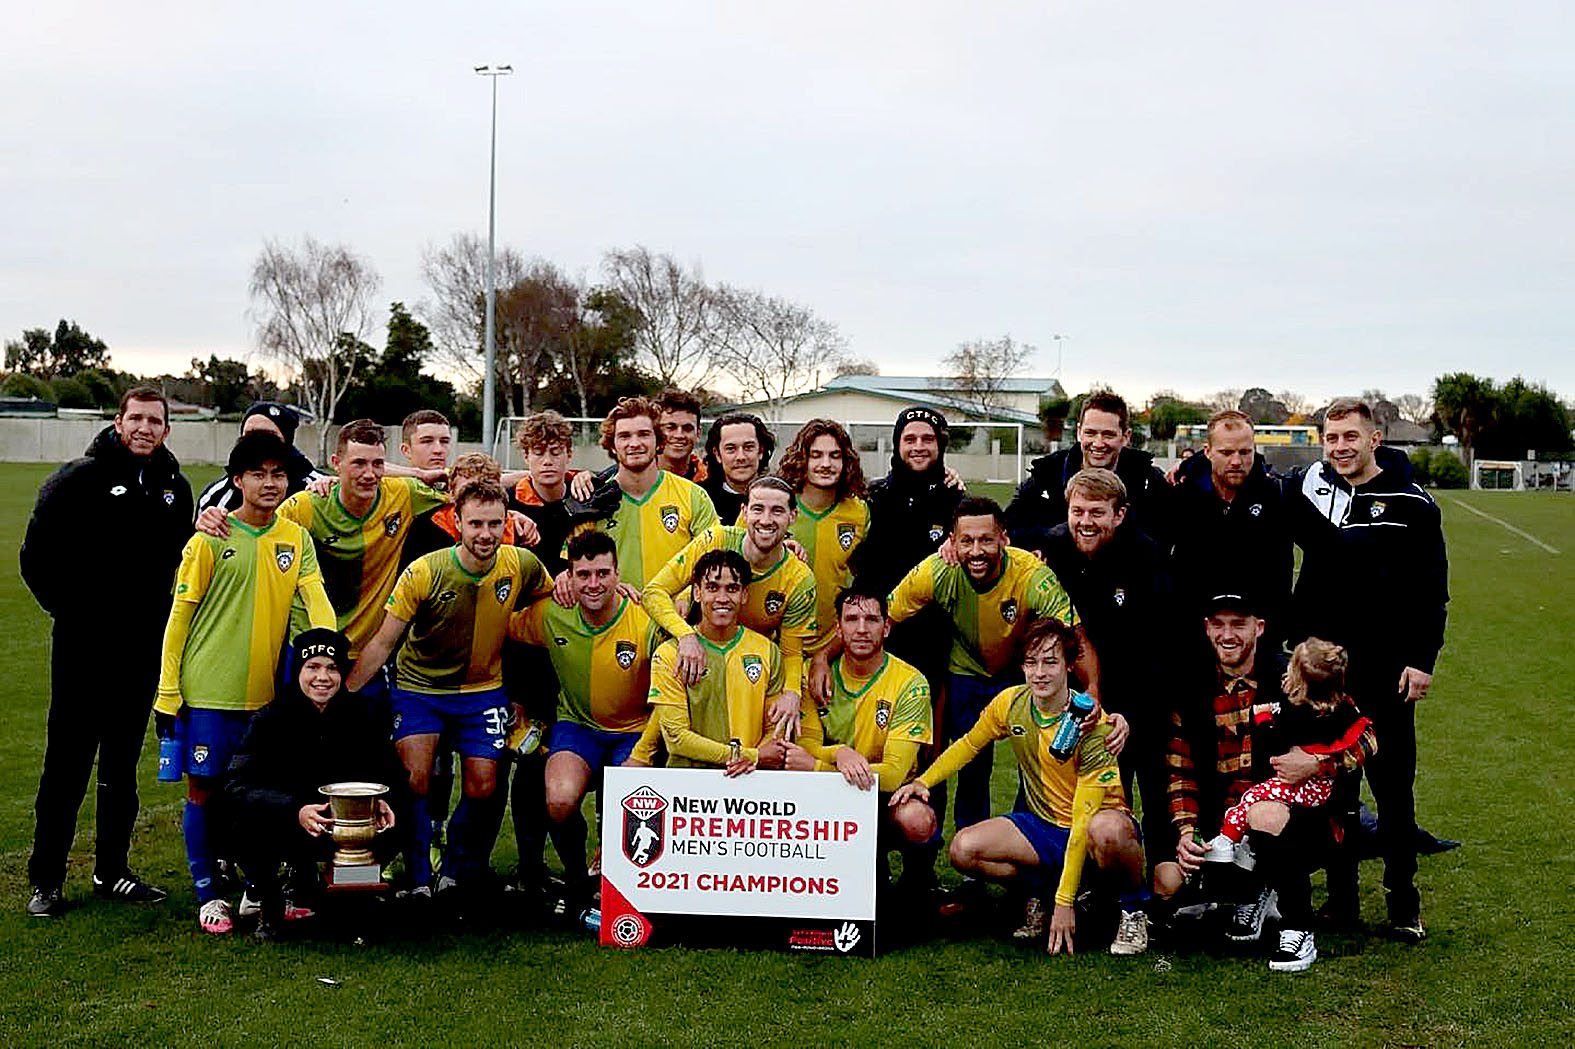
left=476, top=63, right=513, bottom=455
left=1051, top=333, right=1067, bottom=380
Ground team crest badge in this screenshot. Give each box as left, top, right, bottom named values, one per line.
left=1000, top=598, right=1018, bottom=624
left=191, top=744, right=210, bottom=767
left=621, top=786, right=667, bottom=868
left=275, top=545, right=295, bottom=573
left=875, top=701, right=891, bottom=729
left=660, top=505, right=680, bottom=533
left=837, top=523, right=856, bottom=550
left=927, top=525, right=944, bottom=544
left=164, top=491, right=175, bottom=506
left=1249, top=503, right=1263, bottom=517
left=764, top=590, right=785, bottom=616
left=383, top=512, right=403, bottom=537
left=1113, top=587, right=1125, bottom=607
left=494, top=578, right=512, bottom=604
left=742, top=654, right=764, bottom=684
left=616, top=640, right=637, bottom=669
left=1370, top=501, right=1387, bottom=518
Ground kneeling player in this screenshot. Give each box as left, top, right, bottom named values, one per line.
left=508, top=530, right=663, bottom=913
left=348, top=482, right=552, bottom=896
left=890, top=619, right=1143, bottom=955
left=649, top=549, right=810, bottom=775
left=803, top=584, right=937, bottom=891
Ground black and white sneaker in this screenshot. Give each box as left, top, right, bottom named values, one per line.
left=93, top=872, right=168, bottom=904
left=1226, top=887, right=1279, bottom=942
left=27, top=886, right=66, bottom=918
left=1268, top=929, right=1317, bottom=972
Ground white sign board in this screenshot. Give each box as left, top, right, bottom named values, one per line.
left=599, top=768, right=879, bottom=954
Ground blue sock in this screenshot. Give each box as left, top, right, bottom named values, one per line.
left=445, top=795, right=480, bottom=883
left=410, top=794, right=432, bottom=888
left=183, top=801, right=218, bottom=903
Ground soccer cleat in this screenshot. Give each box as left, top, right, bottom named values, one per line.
left=237, top=891, right=262, bottom=918
left=282, top=896, right=317, bottom=922
left=1268, top=929, right=1317, bottom=972
left=1387, top=913, right=1427, bottom=945
left=199, top=899, right=234, bottom=935
left=1226, top=887, right=1279, bottom=942
left=1201, top=834, right=1237, bottom=864
left=1109, top=909, right=1150, bottom=956
left=1012, top=897, right=1047, bottom=940
left=27, top=886, right=65, bottom=918
left=93, top=872, right=168, bottom=904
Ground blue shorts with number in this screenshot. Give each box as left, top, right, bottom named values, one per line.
left=184, top=708, right=254, bottom=781
left=548, top=719, right=639, bottom=776
left=392, top=686, right=510, bottom=760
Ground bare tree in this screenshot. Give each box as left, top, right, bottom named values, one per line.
left=494, top=261, right=579, bottom=416
left=1203, top=389, right=1244, bottom=414
left=601, top=246, right=721, bottom=390
left=938, top=335, right=1035, bottom=415
left=712, top=285, right=847, bottom=419
left=1277, top=389, right=1316, bottom=420
left=418, top=232, right=527, bottom=384
left=834, top=357, right=880, bottom=378
left=249, top=237, right=381, bottom=460
left=1394, top=393, right=1434, bottom=426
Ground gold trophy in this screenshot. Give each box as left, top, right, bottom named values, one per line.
left=319, top=782, right=390, bottom=890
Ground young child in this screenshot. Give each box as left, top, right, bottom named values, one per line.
left=1202, top=638, right=1371, bottom=867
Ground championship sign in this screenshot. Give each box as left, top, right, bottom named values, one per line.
left=600, top=768, right=878, bottom=956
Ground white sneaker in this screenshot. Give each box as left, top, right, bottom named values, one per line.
left=1269, top=928, right=1317, bottom=972
left=1232, top=838, right=1257, bottom=871
left=237, top=891, right=261, bottom=918
left=198, top=899, right=234, bottom=935
left=1109, top=909, right=1149, bottom=956
left=1012, top=897, right=1047, bottom=940
left=1202, top=834, right=1237, bottom=864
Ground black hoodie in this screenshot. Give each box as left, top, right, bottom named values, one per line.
left=20, top=425, right=193, bottom=625
left=1003, top=445, right=1169, bottom=556
left=851, top=408, right=965, bottom=597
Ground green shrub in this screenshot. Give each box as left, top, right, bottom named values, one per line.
left=1409, top=448, right=1433, bottom=486
left=1431, top=449, right=1468, bottom=489
left=50, top=375, right=94, bottom=408
left=1, top=373, right=52, bottom=400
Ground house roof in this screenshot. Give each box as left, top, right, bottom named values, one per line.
left=826, top=374, right=1065, bottom=397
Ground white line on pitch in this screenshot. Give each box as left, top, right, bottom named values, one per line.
left=1445, top=497, right=1561, bottom=555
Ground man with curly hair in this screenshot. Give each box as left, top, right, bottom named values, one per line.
left=776, top=420, right=872, bottom=661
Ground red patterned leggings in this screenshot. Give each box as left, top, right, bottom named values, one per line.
left=1220, top=776, right=1334, bottom=841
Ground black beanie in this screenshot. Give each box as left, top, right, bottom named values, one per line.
left=891, top=406, right=949, bottom=459
left=291, top=628, right=352, bottom=677
left=243, top=402, right=300, bottom=445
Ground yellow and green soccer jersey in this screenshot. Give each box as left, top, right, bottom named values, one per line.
left=642, top=524, right=817, bottom=690
left=735, top=494, right=869, bottom=653
left=387, top=545, right=553, bottom=694
left=648, top=626, right=783, bottom=767
left=278, top=476, right=447, bottom=657
left=509, top=596, right=663, bottom=734
left=596, top=470, right=717, bottom=589
left=157, top=517, right=335, bottom=713
left=809, top=652, right=932, bottom=792
left=888, top=547, right=1077, bottom=678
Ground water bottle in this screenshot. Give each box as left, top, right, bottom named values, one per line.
left=157, top=721, right=184, bottom=782
left=1047, top=692, right=1096, bottom=761
left=579, top=907, right=601, bottom=934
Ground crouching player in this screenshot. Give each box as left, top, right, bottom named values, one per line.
left=804, top=584, right=938, bottom=897
left=890, top=618, right=1143, bottom=955
left=223, top=629, right=407, bottom=939
left=347, top=482, right=553, bottom=897
left=649, top=549, right=810, bottom=775
left=508, top=530, right=663, bottom=914
left=156, top=431, right=336, bottom=934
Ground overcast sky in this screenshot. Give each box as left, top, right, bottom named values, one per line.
left=4, top=1, right=1571, bottom=406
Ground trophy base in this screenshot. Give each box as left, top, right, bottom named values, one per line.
left=326, top=862, right=386, bottom=892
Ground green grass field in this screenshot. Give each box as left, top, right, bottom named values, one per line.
left=1, top=464, right=1571, bottom=1048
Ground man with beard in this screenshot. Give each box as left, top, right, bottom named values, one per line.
left=348, top=483, right=554, bottom=897
left=23, top=385, right=194, bottom=917
left=1004, top=390, right=1168, bottom=556
left=698, top=412, right=776, bottom=524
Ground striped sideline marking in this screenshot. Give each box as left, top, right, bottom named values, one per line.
left=1445, top=497, right=1561, bottom=555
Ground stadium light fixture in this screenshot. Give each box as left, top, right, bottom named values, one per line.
left=476, top=63, right=513, bottom=455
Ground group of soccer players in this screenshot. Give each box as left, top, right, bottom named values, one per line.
left=23, top=384, right=1449, bottom=974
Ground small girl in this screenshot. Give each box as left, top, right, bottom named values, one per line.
left=1202, top=638, right=1371, bottom=866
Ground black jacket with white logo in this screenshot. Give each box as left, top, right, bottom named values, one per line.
left=1004, top=445, right=1169, bottom=556
left=1290, top=459, right=1449, bottom=674
left=20, top=426, right=193, bottom=627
